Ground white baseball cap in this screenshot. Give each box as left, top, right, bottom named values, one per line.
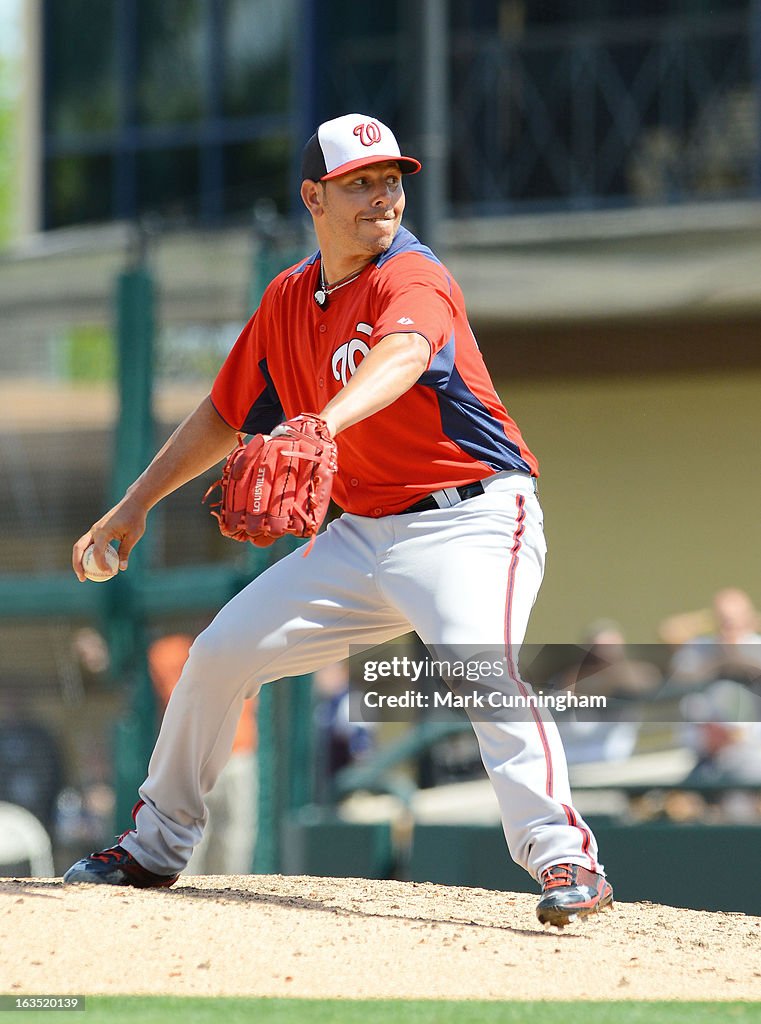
left=301, top=113, right=422, bottom=181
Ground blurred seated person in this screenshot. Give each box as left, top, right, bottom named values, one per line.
left=565, top=620, right=663, bottom=699
left=663, top=588, right=761, bottom=688
left=0, top=688, right=64, bottom=834
left=149, top=635, right=258, bottom=875
left=552, top=621, right=662, bottom=764
left=71, top=627, right=112, bottom=689
left=679, top=679, right=761, bottom=788
left=663, top=592, right=761, bottom=810
left=312, top=661, right=376, bottom=801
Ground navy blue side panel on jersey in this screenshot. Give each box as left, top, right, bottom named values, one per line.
left=287, top=251, right=320, bottom=278
left=418, top=330, right=457, bottom=389
left=376, top=227, right=440, bottom=268
left=241, top=358, right=284, bottom=435
left=420, top=339, right=531, bottom=473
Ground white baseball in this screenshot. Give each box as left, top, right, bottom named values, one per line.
left=82, top=542, right=120, bottom=582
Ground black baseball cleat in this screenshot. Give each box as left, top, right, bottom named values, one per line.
left=63, top=844, right=179, bottom=888
left=536, top=863, right=613, bottom=928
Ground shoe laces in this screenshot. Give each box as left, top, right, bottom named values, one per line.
left=542, top=864, right=576, bottom=890
left=90, top=845, right=128, bottom=866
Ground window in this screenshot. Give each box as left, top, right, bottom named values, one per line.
left=42, top=0, right=296, bottom=229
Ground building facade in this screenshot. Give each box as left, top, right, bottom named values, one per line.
left=25, top=0, right=760, bottom=232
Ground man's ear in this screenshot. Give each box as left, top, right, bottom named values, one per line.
left=300, top=179, right=324, bottom=217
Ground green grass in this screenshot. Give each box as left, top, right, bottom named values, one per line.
left=6, top=999, right=761, bottom=1024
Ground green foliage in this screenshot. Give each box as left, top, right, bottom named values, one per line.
left=64, top=325, right=116, bottom=382
left=0, top=54, right=19, bottom=247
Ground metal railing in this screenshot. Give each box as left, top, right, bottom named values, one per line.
left=334, top=7, right=761, bottom=216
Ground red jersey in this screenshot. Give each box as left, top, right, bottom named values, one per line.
left=211, top=227, right=538, bottom=517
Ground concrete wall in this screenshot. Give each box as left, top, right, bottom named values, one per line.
left=497, top=366, right=761, bottom=642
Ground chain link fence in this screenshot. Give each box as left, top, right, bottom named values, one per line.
left=0, top=219, right=309, bottom=874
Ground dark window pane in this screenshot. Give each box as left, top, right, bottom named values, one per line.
left=45, top=154, right=113, bottom=228
left=136, top=147, right=200, bottom=220
left=224, top=137, right=290, bottom=216
left=521, top=0, right=747, bottom=26
left=221, top=0, right=294, bottom=117
left=45, top=0, right=117, bottom=135
left=136, top=0, right=204, bottom=125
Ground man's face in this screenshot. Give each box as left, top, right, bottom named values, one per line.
left=311, top=161, right=405, bottom=264
left=714, top=589, right=757, bottom=642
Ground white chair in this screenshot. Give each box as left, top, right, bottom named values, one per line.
left=0, top=801, right=55, bottom=877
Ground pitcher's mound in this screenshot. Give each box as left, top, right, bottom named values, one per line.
left=1, top=875, right=759, bottom=1000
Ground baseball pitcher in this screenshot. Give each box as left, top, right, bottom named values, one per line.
left=64, top=113, right=613, bottom=928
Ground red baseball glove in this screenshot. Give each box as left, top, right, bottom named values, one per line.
left=204, top=414, right=338, bottom=547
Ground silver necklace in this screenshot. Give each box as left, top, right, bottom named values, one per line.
left=314, top=262, right=363, bottom=308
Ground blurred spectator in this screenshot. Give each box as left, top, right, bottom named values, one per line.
left=312, top=660, right=376, bottom=801
left=658, top=605, right=716, bottom=649
left=0, top=688, right=64, bottom=834
left=54, top=782, right=115, bottom=851
left=663, top=588, right=761, bottom=687
left=553, top=620, right=662, bottom=764
left=569, top=620, right=663, bottom=698
left=149, top=635, right=258, bottom=875
left=71, top=627, right=111, bottom=689
left=661, top=589, right=761, bottom=814
left=64, top=628, right=129, bottom=852
left=679, top=680, right=761, bottom=788
left=630, top=789, right=710, bottom=824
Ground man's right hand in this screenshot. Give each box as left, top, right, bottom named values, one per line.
left=72, top=497, right=147, bottom=582
left=71, top=395, right=241, bottom=582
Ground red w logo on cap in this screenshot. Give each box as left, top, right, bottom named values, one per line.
left=353, top=122, right=382, bottom=147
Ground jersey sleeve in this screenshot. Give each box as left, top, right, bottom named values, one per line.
left=210, top=282, right=284, bottom=435
left=371, top=253, right=457, bottom=365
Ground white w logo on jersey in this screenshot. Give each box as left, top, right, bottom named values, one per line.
left=332, top=323, right=372, bottom=386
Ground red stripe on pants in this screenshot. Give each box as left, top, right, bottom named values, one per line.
left=503, top=494, right=555, bottom=798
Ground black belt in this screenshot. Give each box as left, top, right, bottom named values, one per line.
left=399, top=480, right=486, bottom=515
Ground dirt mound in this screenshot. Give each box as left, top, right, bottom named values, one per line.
left=1, top=875, right=759, bottom=1000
